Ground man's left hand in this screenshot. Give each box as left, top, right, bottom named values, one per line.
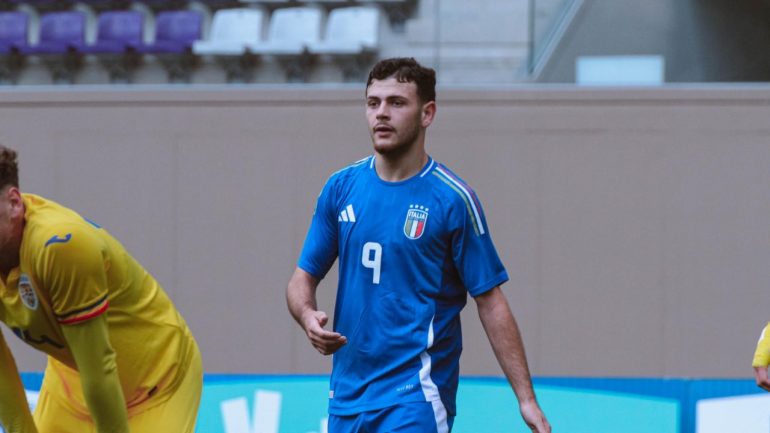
left=520, top=399, right=551, bottom=433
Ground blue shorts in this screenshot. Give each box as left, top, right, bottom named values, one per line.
left=328, top=401, right=454, bottom=433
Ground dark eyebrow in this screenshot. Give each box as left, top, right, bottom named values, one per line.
left=366, top=95, right=409, bottom=103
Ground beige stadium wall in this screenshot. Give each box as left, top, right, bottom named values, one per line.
left=0, top=86, right=769, bottom=379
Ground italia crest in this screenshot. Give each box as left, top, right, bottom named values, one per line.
left=404, top=205, right=429, bottom=239
left=18, top=274, right=38, bottom=311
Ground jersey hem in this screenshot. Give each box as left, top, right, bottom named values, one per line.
left=126, top=328, right=199, bottom=415
left=328, top=394, right=440, bottom=416
left=41, top=329, right=199, bottom=418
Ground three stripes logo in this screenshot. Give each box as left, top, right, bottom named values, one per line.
left=338, top=204, right=356, bottom=223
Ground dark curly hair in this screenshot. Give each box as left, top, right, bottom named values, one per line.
left=366, top=57, right=436, bottom=104
left=0, top=145, right=19, bottom=190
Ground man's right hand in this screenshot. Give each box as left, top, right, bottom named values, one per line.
left=302, top=310, right=347, bottom=355
left=754, top=366, right=770, bottom=392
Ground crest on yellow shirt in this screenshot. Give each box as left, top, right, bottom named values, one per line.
left=19, top=274, right=38, bottom=311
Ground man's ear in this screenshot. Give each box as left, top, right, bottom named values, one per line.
left=6, top=187, right=24, bottom=219
left=421, top=101, right=437, bottom=128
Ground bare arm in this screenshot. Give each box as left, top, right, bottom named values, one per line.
left=286, top=267, right=347, bottom=355
left=0, top=329, right=38, bottom=433
left=476, top=286, right=551, bottom=433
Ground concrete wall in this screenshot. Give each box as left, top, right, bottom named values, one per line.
left=1, top=85, right=769, bottom=379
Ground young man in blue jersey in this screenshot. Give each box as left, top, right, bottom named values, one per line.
left=287, top=57, right=551, bottom=433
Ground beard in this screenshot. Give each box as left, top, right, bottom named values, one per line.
left=370, top=117, right=422, bottom=159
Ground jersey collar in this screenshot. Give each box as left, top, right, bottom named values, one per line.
left=368, top=155, right=436, bottom=185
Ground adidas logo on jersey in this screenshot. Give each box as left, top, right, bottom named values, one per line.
left=338, top=204, right=356, bottom=223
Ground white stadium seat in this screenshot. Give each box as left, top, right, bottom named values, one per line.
left=193, top=8, right=265, bottom=56
left=309, top=6, right=380, bottom=55
left=246, top=7, right=322, bottom=55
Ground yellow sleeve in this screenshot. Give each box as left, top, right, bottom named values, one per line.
left=38, top=226, right=109, bottom=324
left=61, top=315, right=129, bottom=433
left=753, top=322, right=770, bottom=367
left=0, top=329, right=38, bottom=433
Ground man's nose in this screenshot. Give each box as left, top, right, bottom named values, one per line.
left=376, top=103, right=390, bottom=118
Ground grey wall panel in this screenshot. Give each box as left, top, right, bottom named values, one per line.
left=0, top=86, right=768, bottom=379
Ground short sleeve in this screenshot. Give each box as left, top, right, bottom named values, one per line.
left=297, top=177, right=339, bottom=279
left=449, top=191, right=509, bottom=297
left=38, top=226, right=109, bottom=325
left=753, top=322, right=770, bottom=367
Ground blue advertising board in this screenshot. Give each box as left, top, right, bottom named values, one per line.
left=6, top=373, right=762, bottom=433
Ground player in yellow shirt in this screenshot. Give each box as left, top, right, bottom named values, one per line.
left=0, top=145, right=202, bottom=433
left=753, top=322, right=770, bottom=392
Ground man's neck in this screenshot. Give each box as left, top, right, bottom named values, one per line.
left=0, top=252, right=19, bottom=282
left=0, top=237, right=21, bottom=283
left=374, top=147, right=428, bottom=182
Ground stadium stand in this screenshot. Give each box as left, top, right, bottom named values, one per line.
left=192, top=7, right=264, bottom=82
left=81, top=10, right=144, bottom=82
left=308, top=6, right=379, bottom=81
left=0, top=0, right=424, bottom=84
left=245, top=6, right=321, bottom=81
left=0, top=11, right=28, bottom=83
left=137, top=8, right=202, bottom=82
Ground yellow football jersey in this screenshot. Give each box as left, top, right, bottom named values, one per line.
left=754, top=322, right=770, bottom=367
left=0, top=194, right=198, bottom=414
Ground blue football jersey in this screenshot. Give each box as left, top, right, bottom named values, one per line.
left=298, top=155, right=509, bottom=417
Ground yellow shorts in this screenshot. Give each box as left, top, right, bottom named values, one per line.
left=33, top=348, right=203, bottom=433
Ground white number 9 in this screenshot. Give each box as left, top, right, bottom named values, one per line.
left=361, top=242, right=382, bottom=284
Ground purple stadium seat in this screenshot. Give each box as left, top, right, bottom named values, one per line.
left=21, top=11, right=86, bottom=54
left=0, top=11, right=28, bottom=54
left=82, top=10, right=145, bottom=82
left=139, top=10, right=202, bottom=54
left=0, top=11, right=28, bottom=84
left=82, top=11, right=144, bottom=54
